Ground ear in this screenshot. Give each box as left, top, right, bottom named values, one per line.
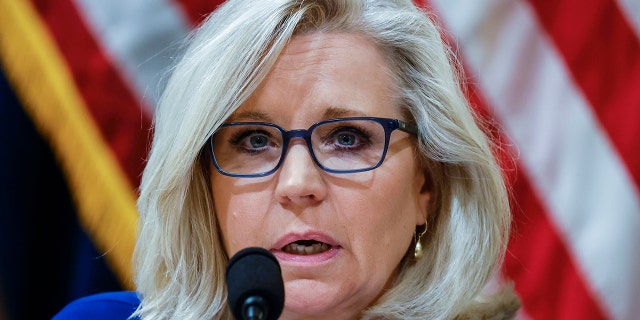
left=415, top=170, right=432, bottom=226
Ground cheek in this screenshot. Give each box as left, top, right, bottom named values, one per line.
left=342, top=178, right=420, bottom=259
left=352, top=169, right=423, bottom=259
left=210, top=175, right=268, bottom=255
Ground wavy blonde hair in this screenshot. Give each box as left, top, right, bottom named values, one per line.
left=133, top=0, right=512, bottom=319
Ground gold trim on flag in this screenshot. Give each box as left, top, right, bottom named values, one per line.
left=0, top=0, right=137, bottom=290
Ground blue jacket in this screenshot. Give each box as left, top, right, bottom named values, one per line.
left=52, top=291, right=140, bottom=319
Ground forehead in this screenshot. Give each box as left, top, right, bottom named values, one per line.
left=271, top=32, right=395, bottom=91
left=277, top=32, right=387, bottom=68
left=232, top=32, right=401, bottom=124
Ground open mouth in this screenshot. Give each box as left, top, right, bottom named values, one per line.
left=282, top=240, right=332, bottom=255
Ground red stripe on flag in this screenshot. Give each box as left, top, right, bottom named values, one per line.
left=504, top=174, right=610, bottom=320
left=527, top=0, right=640, bottom=192
left=30, top=0, right=152, bottom=188
left=466, top=87, right=610, bottom=320
left=415, top=1, right=611, bottom=316
left=504, top=173, right=609, bottom=320
left=170, top=0, right=224, bottom=26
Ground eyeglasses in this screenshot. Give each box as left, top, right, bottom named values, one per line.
left=209, top=117, right=419, bottom=178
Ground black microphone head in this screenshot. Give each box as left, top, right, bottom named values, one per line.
left=226, top=247, right=285, bottom=320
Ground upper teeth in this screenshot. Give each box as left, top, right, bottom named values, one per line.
left=283, top=242, right=330, bottom=255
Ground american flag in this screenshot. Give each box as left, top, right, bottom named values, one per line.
left=0, top=0, right=638, bottom=319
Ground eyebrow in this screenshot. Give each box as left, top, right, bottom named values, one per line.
left=321, top=106, right=367, bottom=119
left=227, top=111, right=274, bottom=122
left=227, top=106, right=368, bottom=124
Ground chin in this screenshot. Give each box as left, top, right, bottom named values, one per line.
left=280, top=281, right=366, bottom=320
left=279, top=305, right=359, bottom=320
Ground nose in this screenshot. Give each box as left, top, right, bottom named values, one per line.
left=274, top=140, right=327, bottom=207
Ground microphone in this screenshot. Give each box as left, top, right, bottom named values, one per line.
left=225, top=247, right=285, bottom=320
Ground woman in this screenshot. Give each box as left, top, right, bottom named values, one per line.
left=56, top=0, right=519, bottom=319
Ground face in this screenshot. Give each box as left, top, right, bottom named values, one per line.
left=210, top=32, right=430, bottom=320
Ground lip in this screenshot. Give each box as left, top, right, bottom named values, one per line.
left=270, top=231, right=341, bottom=264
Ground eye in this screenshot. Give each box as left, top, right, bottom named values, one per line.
left=229, top=128, right=278, bottom=154
left=248, top=134, right=269, bottom=148
left=336, top=132, right=358, bottom=146
left=323, top=126, right=372, bottom=150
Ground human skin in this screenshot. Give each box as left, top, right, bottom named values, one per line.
left=210, top=32, right=431, bottom=320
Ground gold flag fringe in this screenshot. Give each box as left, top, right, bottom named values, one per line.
left=0, top=0, right=137, bottom=290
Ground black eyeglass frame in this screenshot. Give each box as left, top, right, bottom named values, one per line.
left=208, top=116, right=419, bottom=178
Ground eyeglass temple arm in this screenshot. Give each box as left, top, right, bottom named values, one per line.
left=396, top=119, right=419, bottom=135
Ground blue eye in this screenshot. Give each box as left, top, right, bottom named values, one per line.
left=323, top=126, right=371, bottom=151
left=249, top=134, right=269, bottom=148
left=336, top=132, right=357, bottom=146
left=229, top=129, right=276, bottom=154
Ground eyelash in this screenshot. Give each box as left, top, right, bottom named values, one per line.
left=228, top=129, right=275, bottom=152
left=320, top=126, right=373, bottom=149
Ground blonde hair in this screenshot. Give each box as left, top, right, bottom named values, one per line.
left=133, top=0, right=511, bottom=319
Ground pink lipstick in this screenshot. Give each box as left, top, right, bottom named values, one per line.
left=271, top=232, right=341, bottom=264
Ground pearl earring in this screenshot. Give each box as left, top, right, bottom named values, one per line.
left=414, top=219, right=428, bottom=259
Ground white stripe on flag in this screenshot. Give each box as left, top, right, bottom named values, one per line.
left=431, top=0, right=640, bottom=319
left=71, top=0, right=191, bottom=111
left=616, top=0, right=640, bottom=40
